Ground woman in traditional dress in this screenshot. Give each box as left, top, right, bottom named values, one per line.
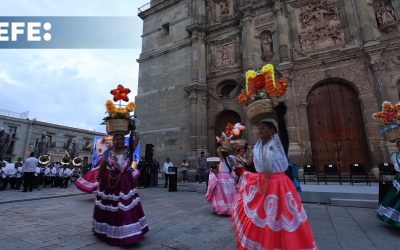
left=233, top=141, right=251, bottom=192
left=377, top=140, right=400, bottom=228
left=206, top=144, right=236, bottom=215
left=75, top=135, right=114, bottom=193
left=232, top=103, right=316, bottom=250
left=92, top=123, right=148, bottom=245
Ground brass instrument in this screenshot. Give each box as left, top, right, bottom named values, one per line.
left=38, top=154, right=51, bottom=166
left=72, top=157, right=83, bottom=167
left=61, top=151, right=71, bottom=166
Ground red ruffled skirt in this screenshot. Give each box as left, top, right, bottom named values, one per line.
left=206, top=172, right=236, bottom=215
left=93, top=169, right=148, bottom=245
left=232, top=172, right=317, bottom=250
left=75, top=167, right=99, bottom=193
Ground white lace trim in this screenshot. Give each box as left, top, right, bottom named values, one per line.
left=233, top=205, right=318, bottom=250
left=242, top=177, right=308, bottom=232
left=233, top=205, right=269, bottom=250
left=378, top=205, right=400, bottom=222
left=93, top=217, right=147, bottom=239
left=77, top=178, right=98, bottom=188
left=95, top=196, right=141, bottom=212
left=97, top=189, right=138, bottom=201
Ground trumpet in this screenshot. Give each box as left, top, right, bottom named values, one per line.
left=38, top=154, right=51, bottom=166
left=72, top=157, right=83, bottom=167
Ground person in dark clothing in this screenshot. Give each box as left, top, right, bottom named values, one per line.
left=150, top=159, right=160, bottom=187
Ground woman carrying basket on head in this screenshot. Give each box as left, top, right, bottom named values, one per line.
left=232, top=102, right=316, bottom=250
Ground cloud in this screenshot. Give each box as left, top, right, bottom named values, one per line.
left=0, top=1, right=148, bottom=132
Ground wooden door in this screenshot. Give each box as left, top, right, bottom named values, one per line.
left=307, top=82, right=370, bottom=172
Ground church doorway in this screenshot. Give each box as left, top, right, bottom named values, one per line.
left=307, top=81, right=370, bottom=172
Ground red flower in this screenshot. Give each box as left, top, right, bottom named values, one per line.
left=110, top=84, right=131, bottom=102
left=254, top=75, right=266, bottom=90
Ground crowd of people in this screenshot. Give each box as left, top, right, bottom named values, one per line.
left=0, top=154, right=81, bottom=192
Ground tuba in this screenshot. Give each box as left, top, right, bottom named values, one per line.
left=61, top=150, right=72, bottom=166
left=38, top=154, right=51, bottom=166
left=72, top=157, right=83, bottom=167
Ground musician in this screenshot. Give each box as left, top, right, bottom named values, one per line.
left=3, top=161, right=16, bottom=190
left=0, top=161, right=5, bottom=190
left=34, top=164, right=42, bottom=189
left=22, top=152, right=38, bottom=192
left=49, top=163, right=58, bottom=187
left=43, top=163, right=53, bottom=188
left=12, top=158, right=23, bottom=190
left=51, top=162, right=60, bottom=187
left=59, top=165, right=72, bottom=188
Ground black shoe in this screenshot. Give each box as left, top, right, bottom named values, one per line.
left=22, top=190, right=27, bottom=192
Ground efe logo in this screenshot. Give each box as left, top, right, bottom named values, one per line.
left=0, top=22, right=51, bottom=42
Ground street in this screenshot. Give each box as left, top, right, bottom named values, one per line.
left=0, top=187, right=399, bottom=249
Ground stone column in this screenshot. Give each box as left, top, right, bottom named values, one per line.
left=274, top=1, right=290, bottom=63
left=240, top=8, right=255, bottom=70
left=185, top=86, right=208, bottom=165
left=369, top=56, right=388, bottom=105
left=355, top=0, right=379, bottom=44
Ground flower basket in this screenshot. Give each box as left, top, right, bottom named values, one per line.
left=221, top=141, right=233, bottom=153
left=106, top=119, right=130, bottom=135
left=245, top=98, right=274, bottom=125
left=231, top=139, right=247, bottom=150
left=384, top=126, right=400, bottom=142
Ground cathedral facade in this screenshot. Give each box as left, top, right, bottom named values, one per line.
left=136, top=0, right=400, bottom=172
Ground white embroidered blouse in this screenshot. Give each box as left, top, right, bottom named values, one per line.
left=253, top=134, right=288, bottom=173
left=390, top=152, right=400, bottom=172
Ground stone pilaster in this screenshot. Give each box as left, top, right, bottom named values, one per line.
left=369, top=55, right=388, bottom=105
left=185, top=85, right=208, bottom=164
left=355, top=0, right=379, bottom=44
left=240, top=7, right=255, bottom=70
left=274, top=1, right=290, bottom=63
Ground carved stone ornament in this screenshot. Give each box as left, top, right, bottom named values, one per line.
left=297, top=0, right=344, bottom=51
left=260, top=31, right=273, bottom=61
left=217, top=0, right=230, bottom=21
left=215, top=43, right=236, bottom=67
left=375, top=1, right=398, bottom=34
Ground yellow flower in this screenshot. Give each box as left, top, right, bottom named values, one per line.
left=245, top=70, right=257, bottom=93
left=261, top=64, right=276, bottom=87
left=126, top=102, right=136, bottom=112
left=106, top=100, right=117, bottom=114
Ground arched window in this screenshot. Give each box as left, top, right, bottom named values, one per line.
left=218, top=80, right=237, bottom=97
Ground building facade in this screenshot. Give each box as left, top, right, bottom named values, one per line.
left=0, top=113, right=104, bottom=164
left=136, top=0, right=400, bottom=172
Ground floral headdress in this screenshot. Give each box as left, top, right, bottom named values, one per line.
left=102, top=84, right=136, bottom=124
left=238, top=64, right=288, bottom=105
left=373, top=101, right=400, bottom=134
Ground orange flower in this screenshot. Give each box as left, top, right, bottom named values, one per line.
left=265, top=78, right=288, bottom=98
left=225, top=123, right=234, bottom=137
left=238, top=92, right=249, bottom=105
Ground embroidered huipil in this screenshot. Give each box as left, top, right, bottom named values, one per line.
left=253, top=134, right=288, bottom=173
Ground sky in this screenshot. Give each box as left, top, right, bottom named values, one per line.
left=0, top=0, right=150, bottom=133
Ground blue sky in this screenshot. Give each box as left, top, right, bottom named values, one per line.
left=0, top=0, right=149, bottom=132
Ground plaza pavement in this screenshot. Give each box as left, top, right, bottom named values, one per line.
left=0, top=183, right=399, bottom=249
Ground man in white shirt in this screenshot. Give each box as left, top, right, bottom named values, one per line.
left=163, top=158, right=174, bottom=188
left=14, top=158, right=23, bottom=190
left=60, top=166, right=72, bottom=188
left=22, top=152, right=39, bottom=192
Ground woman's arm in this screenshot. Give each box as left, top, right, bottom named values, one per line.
left=128, top=120, right=139, bottom=161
